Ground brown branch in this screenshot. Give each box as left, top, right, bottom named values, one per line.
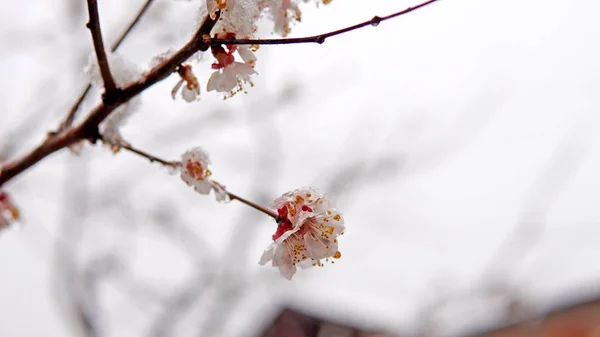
left=0, top=0, right=441, bottom=188
left=58, top=0, right=157, bottom=133
left=208, top=0, right=440, bottom=46
left=86, top=0, right=117, bottom=94
left=227, top=192, right=279, bottom=220
left=58, top=85, right=92, bottom=133
left=0, top=12, right=220, bottom=187
left=117, top=142, right=179, bottom=167
left=110, top=0, right=155, bottom=52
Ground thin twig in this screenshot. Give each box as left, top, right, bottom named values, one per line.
left=118, top=142, right=179, bottom=167
left=118, top=142, right=279, bottom=219
left=227, top=192, right=279, bottom=220
left=58, top=0, right=157, bottom=133
left=208, top=0, right=440, bottom=46
left=110, top=0, right=155, bottom=52
left=58, top=86, right=92, bottom=133
left=86, top=0, right=117, bottom=94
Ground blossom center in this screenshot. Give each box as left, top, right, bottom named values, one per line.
left=185, top=160, right=211, bottom=180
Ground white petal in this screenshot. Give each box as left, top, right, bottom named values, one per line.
left=211, top=181, right=230, bottom=203
left=273, top=243, right=296, bottom=279
left=206, top=70, right=238, bottom=93
left=230, top=62, right=257, bottom=79
left=171, top=79, right=184, bottom=100
left=193, top=180, right=212, bottom=195
left=181, top=86, right=198, bottom=102
left=206, top=71, right=220, bottom=92
left=180, top=172, right=195, bottom=186
left=259, top=244, right=275, bottom=265
left=278, top=262, right=296, bottom=280
left=237, top=47, right=256, bottom=66
left=181, top=147, right=211, bottom=166
left=304, top=233, right=337, bottom=260
left=297, top=259, right=314, bottom=269
left=273, top=242, right=289, bottom=266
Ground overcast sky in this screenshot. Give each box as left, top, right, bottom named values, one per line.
left=1, top=0, right=600, bottom=336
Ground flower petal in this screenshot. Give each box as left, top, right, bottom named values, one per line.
left=273, top=242, right=297, bottom=279
left=259, top=244, right=275, bottom=265
left=304, top=232, right=337, bottom=260
left=181, top=86, right=198, bottom=102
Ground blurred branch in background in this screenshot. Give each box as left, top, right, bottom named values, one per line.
left=413, top=131, right=590, bottom=337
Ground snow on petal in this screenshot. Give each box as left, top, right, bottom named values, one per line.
left=211, top=0, right=259, bottom=38
left=182, top=85, right=199, bottom=102
left=179, top=148, right=232, bottom=202
left=210, top=180, right=231, bottom=203
left=180, top=147, right=213, bottom=195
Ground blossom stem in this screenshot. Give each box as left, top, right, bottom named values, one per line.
left=227, top=192, right=279, bottom=220
left=117, top=142, right=179, bottom=168
left=110, top=0, right=155, bottom=52
left=106, top=141, right=279, bottom=219
left=208, top=0, right=440, bottom=46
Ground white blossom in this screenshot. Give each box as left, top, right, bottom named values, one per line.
left=207, top=61, right=256, bottom=94
left=209, top=0, right=258, bottom=37
left=180, top=147, right=213, bottom=194
left=259, top=187, right=344, bottom=279
left=179, top=147, right=231, bottom=203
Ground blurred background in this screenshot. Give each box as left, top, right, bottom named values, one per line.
left=1, top=0, right=600, bottom=336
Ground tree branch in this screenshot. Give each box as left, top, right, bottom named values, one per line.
left=110, top=0, right=155, bottom=52
left=228, top=192, right=279, bottom=220
left=208, top=0, right=440, bottom=46
left=0, top=0, right=441, bottom=188
left=58, top=0, right=157, bottom=133
left=118, top=142, right=179, bottom=168
left=0, top=12, right=220, bottom=187
left=86, top=0, right=117, bottom=95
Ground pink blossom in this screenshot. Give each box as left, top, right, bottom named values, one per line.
left=207, top=32, right=257, bottom=96
left=259, top=187, right=344, bottom=279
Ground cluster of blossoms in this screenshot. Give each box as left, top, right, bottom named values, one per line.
left=173, top=0, right=332, bottom=99
left=0, top=191, right=19, bottom=231
left=179, top=147, right=229, bottom=203
left=260, top=187, right=344, bottom=279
